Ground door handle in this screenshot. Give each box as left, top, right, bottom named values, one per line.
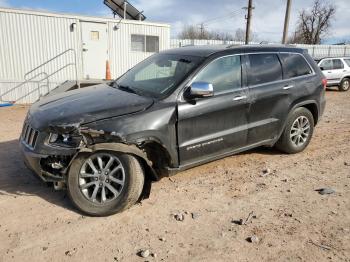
left=283, top=85, right=294, bottom=90
left=327, top=71, right=332, bottom=73
left=233, top=95, right=247, bottom=101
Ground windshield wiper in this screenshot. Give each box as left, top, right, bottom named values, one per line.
left=115, top=84, right=137, bottom=94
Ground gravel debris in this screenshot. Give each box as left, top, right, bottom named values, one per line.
left=174, top=213, right=185, bottom=221
left=316, top=188, right=336, bottom=195
left=191, top=212, right=200, bottom=220
left=247, top=235, right=259, bottom=243
left=139, top=249, right=150, bottom=258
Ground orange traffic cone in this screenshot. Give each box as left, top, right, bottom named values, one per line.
left=106, top=60, right=111, bottom=80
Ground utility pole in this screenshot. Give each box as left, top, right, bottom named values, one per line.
left=282, top=0, right=292, bottom=44
left=199, top=23, right=205, bottom=39
left=244, top=0, right=253, bottom=44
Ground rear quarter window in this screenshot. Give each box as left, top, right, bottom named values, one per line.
left=344, top=59, right=350, bottom=67
left=247, top=54, right=282, bottom=86
left=280, top=53, right=313, bottom=79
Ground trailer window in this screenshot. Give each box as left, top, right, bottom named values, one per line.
left=146, top=36, right=159, bottom=53
left=131, top=34, right=159, bottom=53
left=131, top=35, right=145, bottom=52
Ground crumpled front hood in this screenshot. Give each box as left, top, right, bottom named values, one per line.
left=28, top=84, right=154, bottom=130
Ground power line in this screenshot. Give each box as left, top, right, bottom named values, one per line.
left=196, top=9, right=244, bottom=38
left=199, top=9, right=244, bottom=26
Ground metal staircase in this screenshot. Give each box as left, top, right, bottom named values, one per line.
left=0, top=49, right=79, bottom=104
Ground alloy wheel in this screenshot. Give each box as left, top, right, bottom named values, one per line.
left=79, top=153, right=125, bottom=204
left=290, top=116, right=310, bottom=147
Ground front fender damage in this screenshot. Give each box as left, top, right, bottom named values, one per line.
left=41, top=125, right=160, bottom=186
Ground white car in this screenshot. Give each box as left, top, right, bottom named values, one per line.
left=318, top=57, right=350, bottom=91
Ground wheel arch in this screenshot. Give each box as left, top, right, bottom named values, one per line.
left=75, top=143, right=159, bottom=181
left=341, top=75, right=350, bottom=82
left=290, top=100, right=319, bottom=125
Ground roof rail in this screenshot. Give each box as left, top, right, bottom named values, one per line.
left=226, top=44, right=243, bottom=49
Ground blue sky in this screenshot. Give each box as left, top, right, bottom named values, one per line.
left=0, top=0, right=349, bottom=43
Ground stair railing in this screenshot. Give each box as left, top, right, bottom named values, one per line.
left=0, top=48, right=79, bottom=103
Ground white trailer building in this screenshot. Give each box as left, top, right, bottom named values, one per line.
left=0, top=7, right=170, bottom=103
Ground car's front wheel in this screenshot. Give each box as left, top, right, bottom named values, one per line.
left=339, top=78, right=350, bottom=92
left=67, top=151, right=144, bottom=216
left=275, top=107, right=314, bottom=154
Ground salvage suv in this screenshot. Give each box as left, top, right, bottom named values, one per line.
left=21, top=45, right=326, bottom=216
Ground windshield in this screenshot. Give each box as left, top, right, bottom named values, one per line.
left=114, top=54, right=203, bottom=98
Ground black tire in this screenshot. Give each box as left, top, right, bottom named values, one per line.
left=67, top=151, right=144, bottom=216
left=275, top=107, right=314, bottom=154
left=339, top=78, right=350, bottom=92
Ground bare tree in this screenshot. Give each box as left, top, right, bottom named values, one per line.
left=178, top=26, right=258, bottom=42
left=234, top=28, right=246, bottom=42
left=289, top=0, right=335, bottom=44
left=178, top=25, right=209, bottom=40
left=178, top=25, right=236, bottom=41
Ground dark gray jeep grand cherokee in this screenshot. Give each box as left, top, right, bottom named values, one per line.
left=21, top=45, right=326, bottom=216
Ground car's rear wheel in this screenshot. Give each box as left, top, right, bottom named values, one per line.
left=67, top=151, right=144, bottom=216
left=339, top=78, right=350, bottom=91
left=275, top=107, right=314, bottom=154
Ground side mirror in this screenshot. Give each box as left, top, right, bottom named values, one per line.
left=187, top=82, right=214, bottom=98
left=319, top=66, right=324, bottom=71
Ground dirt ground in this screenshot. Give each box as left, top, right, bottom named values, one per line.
left=0, top=89, right=349, bottom=262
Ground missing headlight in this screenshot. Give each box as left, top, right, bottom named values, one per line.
left=48, top=133, right=83, bottom=148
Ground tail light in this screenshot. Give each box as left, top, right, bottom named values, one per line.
left=322, top=78, right=327, bottom=89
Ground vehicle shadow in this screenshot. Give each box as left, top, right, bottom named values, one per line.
left=0, top=139, right=281, bottom=212
left=326, top=87, right=340, bottom=92
left=242, top=146, right=282, bottom=156
left=0, top=139, right=77, bottom=213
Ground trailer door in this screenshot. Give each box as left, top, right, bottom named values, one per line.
left=81, top=22, right=108, bottom=79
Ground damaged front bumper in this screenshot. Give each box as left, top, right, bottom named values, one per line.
left=20, top=140, right=76, bottom=182
left=19, top=123, right=79, bottom=183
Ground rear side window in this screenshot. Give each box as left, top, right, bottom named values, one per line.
left=280, top=53, right=313, bottom=78
left=332, top=59, right=344, bottom=69
left=247, top=54, right=282, bottom=86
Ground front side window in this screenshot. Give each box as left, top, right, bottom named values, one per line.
left=320, top=59, right=333, bottom=70
left=280, top=53, right=313, bottom=78
left=247, top=54, right=282, bottom=86
left=115, top=54, right=203, bottom=98
left=194, top=55, right=241, bottom=93
left=332, top=59, right=344, bottom=69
